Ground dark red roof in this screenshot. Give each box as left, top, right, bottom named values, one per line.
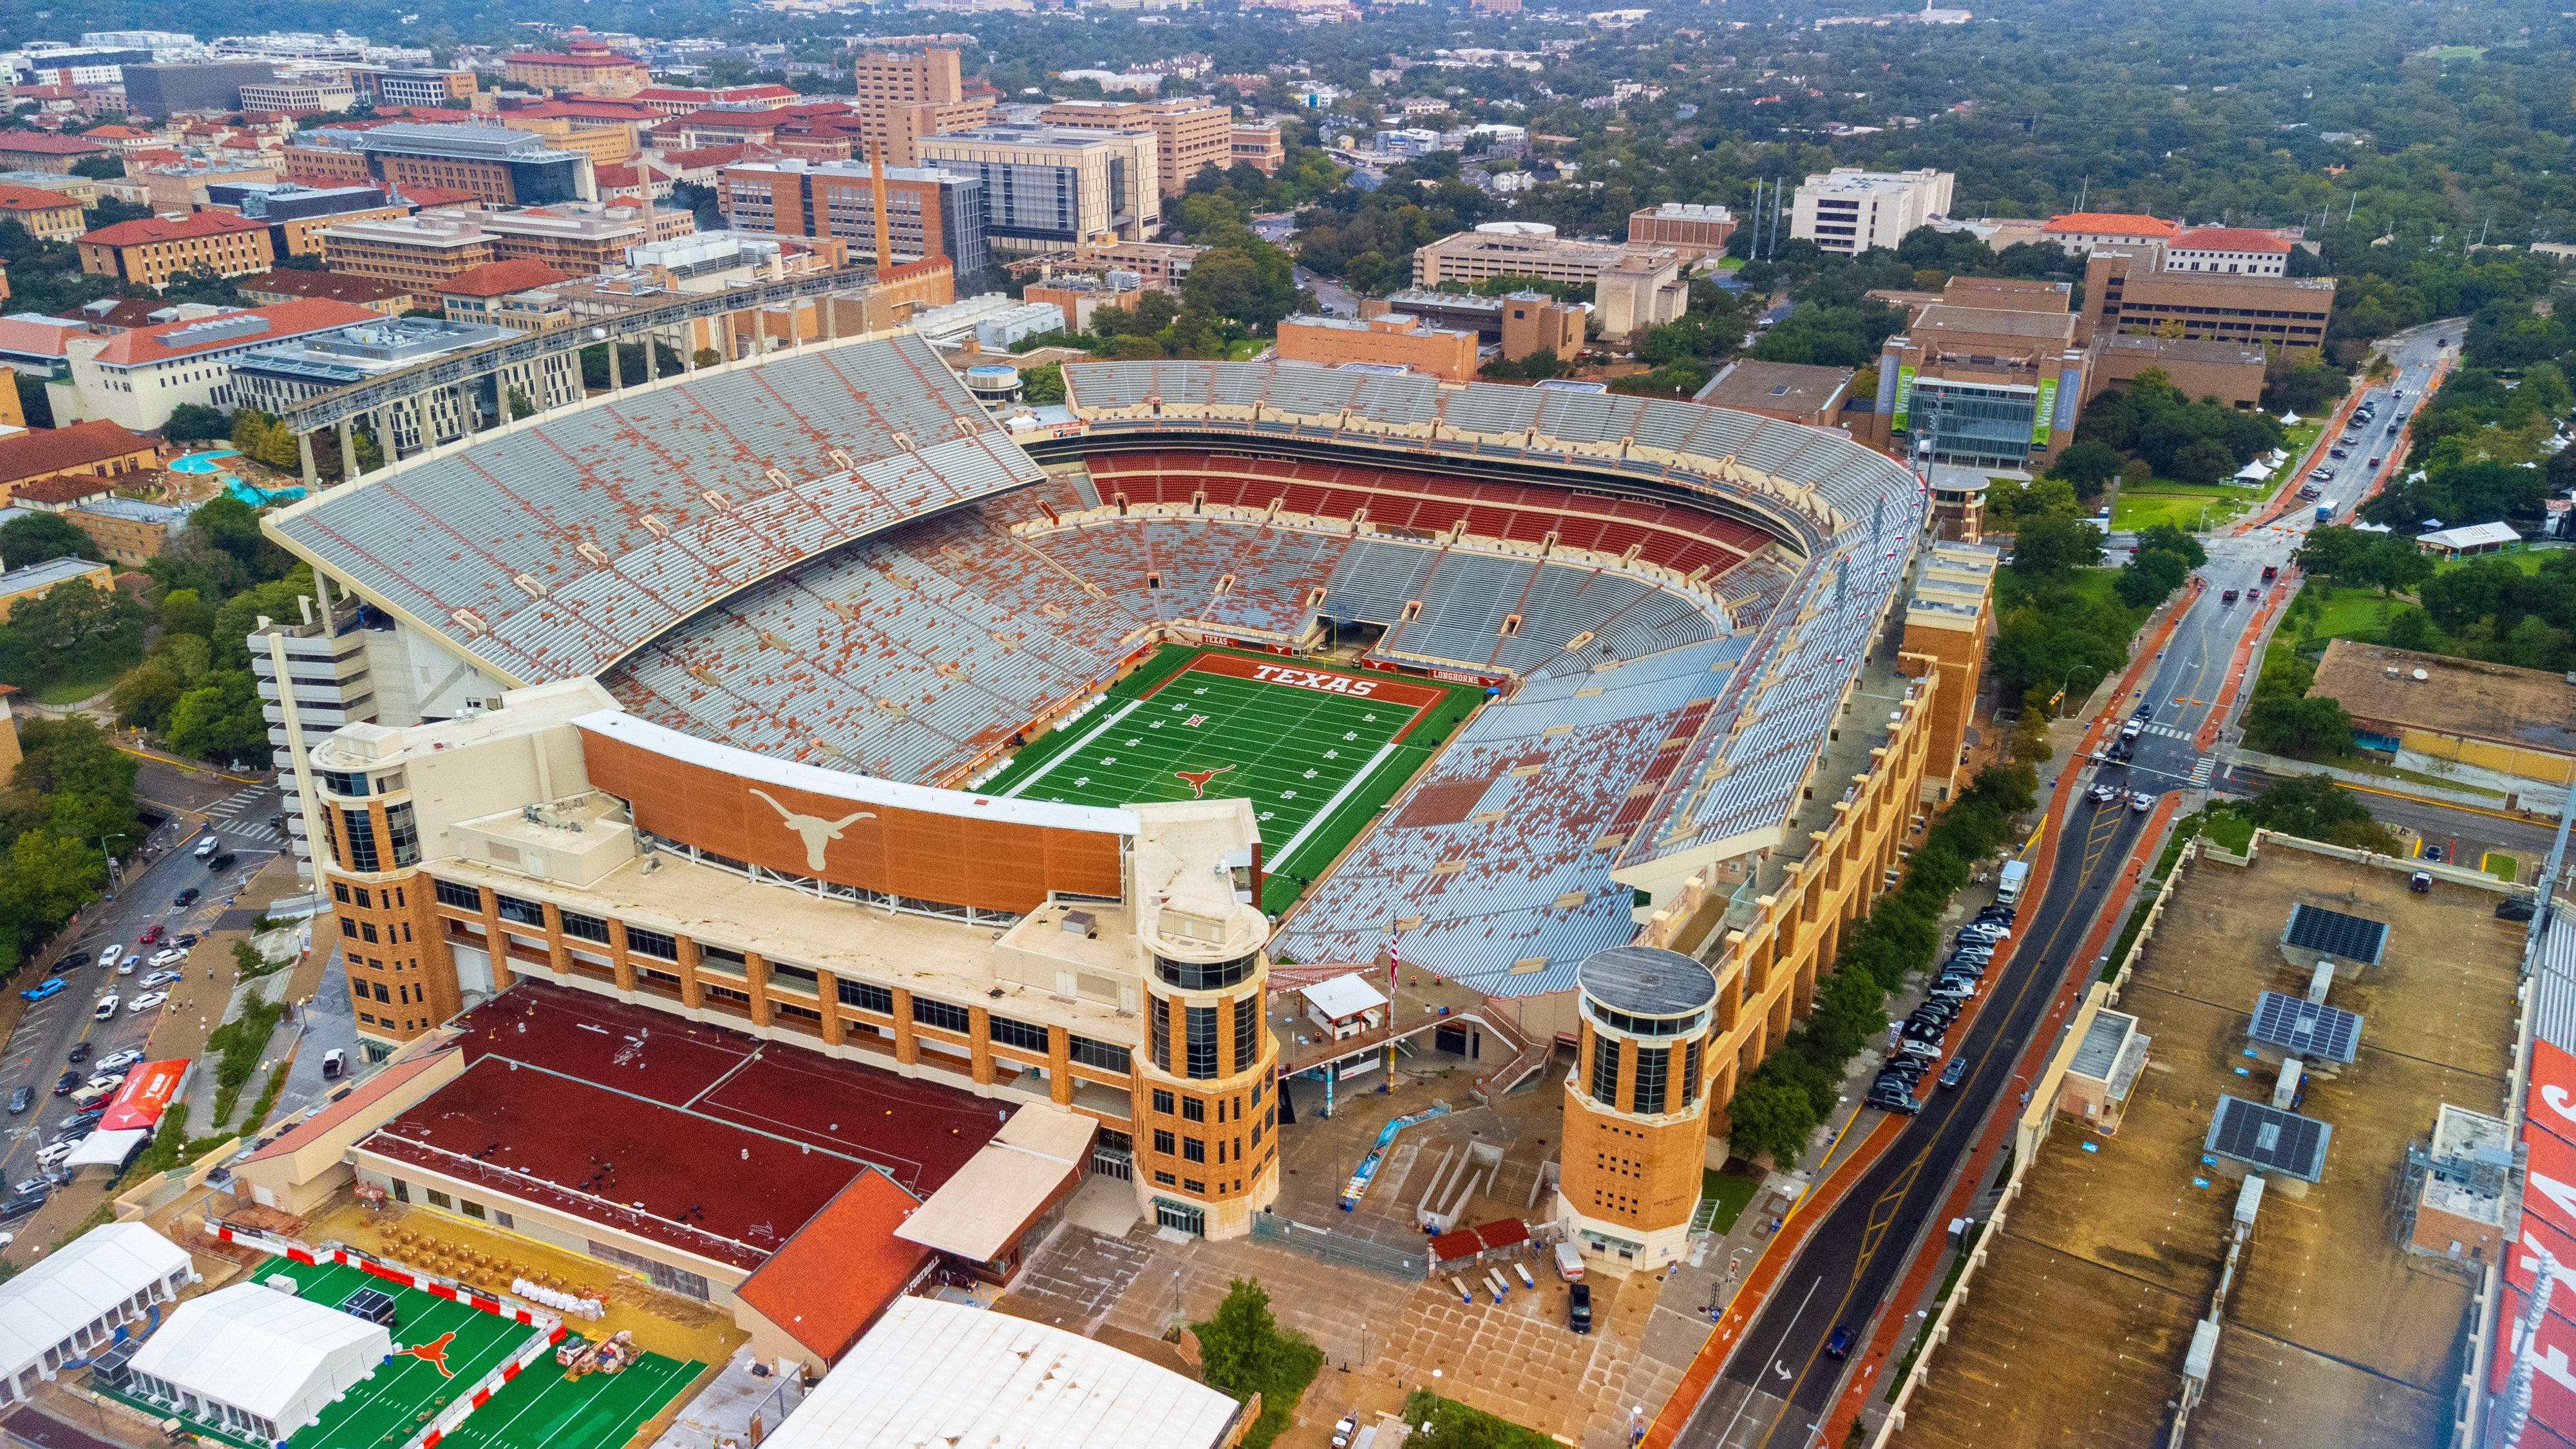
left=0, top=132, right=107, bottom=155
left=439, top=258, right=574, bottom=297
left=79, top=212, right=268, bottom=248
left=0, top=419, right=153, bottom=487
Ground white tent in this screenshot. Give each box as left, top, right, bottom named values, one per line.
left=0, top=1222, right=195, bottom=1403
left=127, top=1282, right=392, bottom=1443
left=2233, top=460, right=2273, bottom=483
left=2278, top=410, right=2302, bottom=425
left=62, top=1127, right=149, bottom=1173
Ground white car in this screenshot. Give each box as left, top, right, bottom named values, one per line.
left=127, top=992, right=168, bottom=1014
left=35, top=1141, right=77, bottom=1168
left=97, top=945, right=124, bottom=972
left=2131, top=792, right=2154, bottom=813
left=147, top=947, right=187, bottom=969
left=95, top=1048, right=144, bottom=1072
left=85, top=1070, right=129, bottom=1092
left=93, top=994, right=118, bottom=1020
left=139, top=970, right=183, bottom=989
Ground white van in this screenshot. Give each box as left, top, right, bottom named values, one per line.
left=1553, top=1240, right=1584, bottom=1282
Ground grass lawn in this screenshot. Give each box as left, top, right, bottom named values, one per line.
left=31, top=658, right=129, bottom=705
left=2111, top=480, right=2271, bottom=533
left=2435, top=548, right=2556, bottom=576
left=982, top=645, right=1482, bottom=913
left=1405, top=1392, right=1557, bottom=1449
left=2294, top=582, right=2407, bottom=645
left=2486, top=853, right=2521, bottom=882
left=1694, top=1166, right=1765, bottom=1234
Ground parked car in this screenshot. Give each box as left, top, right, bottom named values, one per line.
left=2423, top=844, right=2445, bottom=863
left=1866, top=1090, right=1919, bottom=1117
left=85, top=1070, right=129, bottom=1092
left=6, top=1086, right=31, bottom=1115
left=174, top=887, right=200, bottom=907
left=147, top=949, right=187, bottom=969
left=53, top=950, right=91, bottom=972
left=35, top=1141, right=78, bottom=1170
left=1896, top=1039, right=1943, bottom=1061
left=53, top=1070, right=80, bottom=1096
left=1568, top=1282, right=1593, bottom=1335
left=96, top=1049, right=144, bottom=1072
left=1940, top=1057, right=1969, bottom=1089
left=127, top=991, right=168, bottom=1014
left=173, top=933, right=199, bottom=949
left=321, top=1048, right=346, bottom=1079
left=20, top=978, right=66, bottom=1003
left=96, top=945, right=122, bottom=972
left=0, top=1191, right=47, bottom=1221
left=139, top=970, right=183, bottom=989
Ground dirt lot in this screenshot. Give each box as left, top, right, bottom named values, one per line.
left=1891, top=840, right=2517, bottom=1449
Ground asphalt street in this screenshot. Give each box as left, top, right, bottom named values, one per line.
left=1672, top=321, right=2463, bottom=1448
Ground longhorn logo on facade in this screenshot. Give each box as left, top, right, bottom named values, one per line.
left=1174, top=765, right=1236, bottom=799
left=750, top=789, right=876, bottom=871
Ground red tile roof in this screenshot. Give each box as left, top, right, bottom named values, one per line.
left=664, top=144, right=746, bottom=169
left=0, top=132, right=107, bottom=155
left=79, top=211, right=269, bottom=248
left=240, top=1046, right=460, bottom=1165
left=439, top=258, right=575, bottom=297
left=2041, top=212, right=2176, bottom=236
left=2170, top=226, right=2294, bottom=253
left=731, top=1171, right=929, bottom=1364
left=10, top=472, right=115, bottom=505
left=90, top=298, right=381, bottom=367
left=0, top=420, right=153, bottom=487
left=0, top=316, right=78, bottom=361
left=238, top=269, right=415, bottom=305
left=506, top=50, right=642, bottom=68
left=0, top=184, right=80, bottom=213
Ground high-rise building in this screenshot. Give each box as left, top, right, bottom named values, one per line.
left=284, top=122, right=596, bottom=207
left=120, top=61, right=279, bottom=117
left=1038, top=99, right=1231, bottom=196
left=718, top=157, right=987, bottom=279
left=350, top=68, right=478, bottom=109
left=913, top=126, right=1160, bottom=256
left=1789, top=167, right=1954, bottom=256
left=849, top=47, right=992, bottom=166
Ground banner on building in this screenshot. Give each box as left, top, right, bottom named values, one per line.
left=1890, top=365, right=1917, bottom=430
left=2032, top=378, right=2058, bottom=446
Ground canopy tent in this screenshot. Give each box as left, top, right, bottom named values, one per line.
left=62, top=1127, right=149, bottom=1172
left=0, top=1224, right=195, bottom=1397
left=128, top=1282, right=392, bottom=1441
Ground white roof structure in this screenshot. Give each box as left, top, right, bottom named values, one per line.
left=0, top=1223, right=193, bottom=1381
left=764, top=1297, right=1242, bottom=1449
left=130, top=1282, right=393, bottom=1430
left=62, top=1126, right=149, bottom=1170
left=1301, top=973, right=1390, bottom=1021
left=895, top=1106, right=1097, bottom=1264
left=2278, top=410, right=2301, bottom=424
left=2416, top=521, right=2520, bottom=553
left=2233, top=460, right=2273, bottom=483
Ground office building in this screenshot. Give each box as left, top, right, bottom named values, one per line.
left=120, top=61, right=278, bottom=117
left=1072, top=239, right=1201, bottom=293
left=77, top=211, right=275, bottom=289
left=1627, top=202, right=1736, bottom=261
left=1692, top=359, right=1854, bottom=427
left=229, top=317, right=524, bottom=451
left=321, top=204, right=689, bottom=288
left=238, top=77, right=355, bottom=114
left=630, top=84, right=802, bottom=116
left=502, top=34, right=648, bottom=97
left=1789, top=167, right=1953, bottom=255
left=0, top=183, right=86, bottom=242
left=913, top=126, right=1160, bottom=255
left=1875, top=276, right=2087, bottom=471
left=1591, top=250, right=1687, bottom=344
left=202, top=181, right=404, bottom=256
left=849, top=47, right=993, bottom=166
left=1412, top=222, right=1634, bottom=287
left=2081, top=245, right=2333, bottom=353
left=2087, top=334, right=2268, bottom=411
left=2163, top=225, right=2295, bottom=276
left=1231, top=124, right=1283, bottom=176
left=319, top=214, right=495, bottom=287
left=285, top=122, right=596, bottom=207
left=59, top=298, right=381, bottom=430
left=435, top=259, right=578, bottom=331
left=1499, top=291, right=1585, bottom=361
left=719, top=158, right=987, bottom=276
left=1277, top=310, right=1478, bottom=380
left=1038, top=99, right=1231, bottom=196
left=352, top=68, right=478, bottom=109
left=0, top=556, right=117, bottom=622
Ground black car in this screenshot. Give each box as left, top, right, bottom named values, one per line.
left=53, top=949, right=91, bottom=972
left=1568, top=1282, right=1593, bottom=1334
left=1866, top=1091, right=1920, bottom=1117
left=207, top=853, right=236, bottom=872
left=175, top=887, right=201, bottom=907
left=1940, top=1057, right=1969, bottom=1088
left=0, top=1190, right=44, bottom=1220
left=1912, top=1005, right=1960, bottom=1028
left=6, top=1085, right=31, bottom=1115
left=53, top=1069, right=80, bottom=1096
left=174, top=933, right=199, bottom=949
left=66, top=1041, right=91, bottom=1065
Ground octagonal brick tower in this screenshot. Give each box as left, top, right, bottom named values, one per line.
left=1555, top=944, right=1721, bottom=1269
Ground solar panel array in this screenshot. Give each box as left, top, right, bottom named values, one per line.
left=2204, top=1095, right=2334, bottom=1182
left=2281, top=902, right=2390, bottom=967
left=1057, top=359, right=1929, bottom=882
left=273, top=335, right=1046, bottom=685
left=2247, top=990, right=2363, bottom=1063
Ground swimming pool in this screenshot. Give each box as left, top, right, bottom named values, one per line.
left=227, top=479, right=305, bottom=507
left=168, top=449, right=240, bottom=474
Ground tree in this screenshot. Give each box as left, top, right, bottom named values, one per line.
left=68, top=154, right=122, bottom=180
left=2114, top=547, right=2189, bottom=609
left=2242, top=690, right=2354, bottom=758
left=2047, top=439, right=2122, bottom=495
left=0, top=512, right=103, bottom=569
left=0, top=578, right=147, bottom=689
left=1721, top=1071, right=1814, bottom=1166
left=2241, top=773, right=2397, bottom=853
left=164, top=402, right=229, bottom=443
left=1193, top=1280, right=1321, bottom=1449
left=1021, top=363, right=1065, bottom=405
left=0, top=828, right=109, bottom=970
left=165, top=670, right=270, bottom=769
left=158, top=587, right=214, bottom=639
left=2007, top=513, right=2104, bottom=582
left=2133, top=523, right=2206, bottom=569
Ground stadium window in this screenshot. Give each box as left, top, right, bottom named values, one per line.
left=1181, top=1096, right=1205, bottom=1122
left=1591, top=1038, right=1621, bottom=1107
left=1153, top=1129, right=1176, bottom=1155
left=427, top=1189, right=451, bottom=1209
left=1633, top=1044, right=1668, bottom=1115
left=460, top=1200, right=486, bottom=1220
left=1155, top=1171, right=1177, bottom=1186
left=1233, top=992, right=1258, bottom=1073
left=989, top=1014, right=1049, bottom=1053
left=432, top=877, right=480, bottom=912
left=838, top=978, right=894, bottom=1013
left=493, top=893, right=544, bottom=927
left=1182, top=1137, right=1206, bottom=1163
left=1186, top=1005, right=1219, bottom=1079
left=768, top=961, right=819, bottom=994
left=912, top=995, right=971, bottom=1034
left=1151, top=998, right=1172, bottom=1072
left=1682, top=1037, right=1702, bottom=1106
left=1071, top=1035, right=1130, bottom=1072
left=1152, top=1088, right=1175, bottom=1115
left=626, top=927, right=678, bottom=960
left=560, top=911, right=611, bottom=944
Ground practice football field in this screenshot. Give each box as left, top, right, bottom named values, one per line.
left=985, top=648, right=1482, bottom=910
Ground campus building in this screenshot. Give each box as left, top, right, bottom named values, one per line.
left=59, top=298, right=383, bottom=431
left=1412, top=222, right=1633, bottom=287
left=1790, top=167, right=1953, bottom=255
left=2080, top=245, right=2334, bottom=354
left=1692, top=360, right=1854, bottom=428
left=913, top=126, right=1161, bottom=255
left=501, top=34, right=648, bottom=97
left=228, top=318, right=521, bottom=452
left=1627, top=202, right=1736, bottom=261
left=1871, top=277, right=2088, bottom=471
left=1276, top=311, right=1478, bottom=380
left=1038, top=98, right=1232, bottom=195
left=77, top=211, right=274, bottom=288
left=0, top=182, right=86, bottom=241
left=2308, top=640, right=2576, bottom=797
left=202, top=181, right=406, bottom=258
left=2037, top=212, right=2178, bottom=254
left=717, top=157, right=988, bottom=275
left=284, top=122, right=597, bottom=208
left=848, top=47, right=994, bottom=166
left=1896, top=542, right=2001, bottom=789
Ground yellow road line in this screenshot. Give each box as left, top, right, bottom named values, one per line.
left=2332, top=779, right=2541, bottom=825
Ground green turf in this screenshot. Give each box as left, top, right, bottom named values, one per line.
left=2486, top=852, right=2521, bottom=882
left=439, top=1345, right=703, bottom=1449
left=982, top=647, right=1482, bottom=913
left=1692, top=1168, right=1764, bottom=1234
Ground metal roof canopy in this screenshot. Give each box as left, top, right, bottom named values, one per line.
left=2249, top=990, right=2363, bottom=1063
left=2282, top=902, right=2388, bottom=967
left=2204, top=1095, right=2333, bottom=1182
left=1578, top=945, right=1718, bottom=1017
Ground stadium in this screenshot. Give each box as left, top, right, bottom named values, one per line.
left=255, top=328, right=1959, bottom=1278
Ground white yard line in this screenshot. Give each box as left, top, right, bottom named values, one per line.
left=1270, top=739, right=1399, bottom=873
left=997, top=699, right=1142, bottom=797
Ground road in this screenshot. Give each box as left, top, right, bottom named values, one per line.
left=0, top=773, right=282, bottom=1231
left=1295, top=266, right=1358, bottom=317
left=1672, top=320, right=2466, bottom=1448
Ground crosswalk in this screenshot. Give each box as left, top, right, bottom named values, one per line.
left=204, top=787, right=285, bottom=844
left=2135, top=723, right=2195, bottom=741
left=2188, top=755, right=2218, bottom=787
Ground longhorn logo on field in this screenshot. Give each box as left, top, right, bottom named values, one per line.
left=1174, top=765, right=1237, bottom=799
left=399, top=1331, right=459, bottom=1378
left=750, top=789, right=875, bottom=871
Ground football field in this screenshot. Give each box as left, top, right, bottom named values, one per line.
left=985, top=649, right=1481, bottom=910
